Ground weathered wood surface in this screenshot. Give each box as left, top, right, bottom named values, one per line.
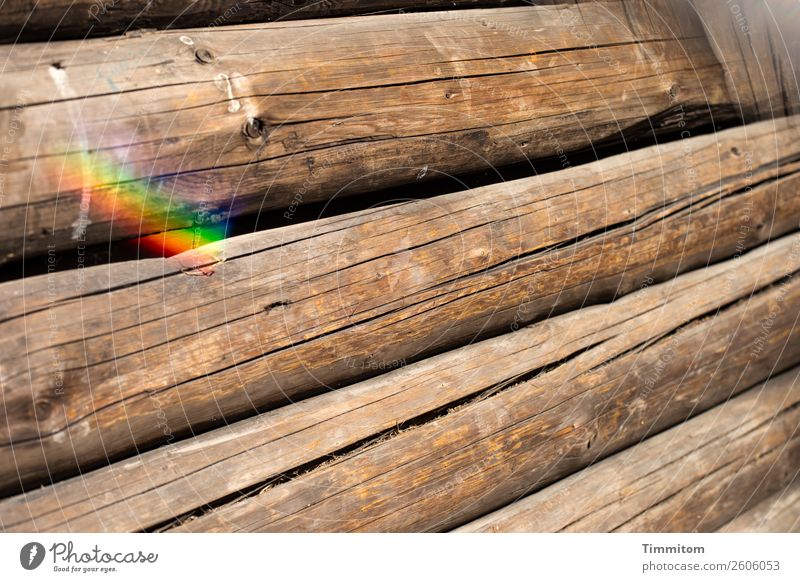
left=719, top=480, right=800, bottom=533
left=692, top=0, right=800, bottom=120
left=0, top=0, right=524, bottom=42
left=457, top=367, right=800, bottom=532
left=169, top=246, right=800, bottom=532
left=0, top=1, right=737, bottom=261
left=1, top=117, right=799, bottom=495
left=1, top=233, right=797, bottom=532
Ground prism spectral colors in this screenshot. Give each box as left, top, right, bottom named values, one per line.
left=58, top=151, right=228, bottom=257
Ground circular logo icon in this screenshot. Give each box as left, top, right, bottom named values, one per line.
left=20, top=542, right=46, bottom=570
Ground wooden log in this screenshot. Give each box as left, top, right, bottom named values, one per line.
left=718, top=480, right=800, bottom=533
left=170, top=248, right=800, bottom=532
left=457, top=367, right=800, bottom=532
left=0, top=1, right=523, bottom=42
left=0, top=1, right=738, bottom=261
left=1, top=233, right=797, bottom=532
left=1, top=116, right=799, bottom=495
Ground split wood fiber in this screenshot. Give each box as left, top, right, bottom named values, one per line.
left=169, top=240, right=800, bottom=532
left=457, top=367, right=800, bottom=532
left=0, top=1, right=524, bottom=42
left=1, top=117, right=799, bottom=494
left=0, top=0, right=738, bottom=261
left=718, top=480, right=800, bottom=533
left=1, top=234, right=798, bottom=532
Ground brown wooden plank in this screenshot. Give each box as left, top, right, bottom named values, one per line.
left=718, top=480, right=800, bottom=533
left=169, top=256, right=800, bottom=532
left=0, top=1, right=736, bottom=261
left=1, top=233, right=797, bottom=532
left=1, top=116, right=799, bottom=495
left=0, top=1, right=527, bottom=42
left=457, top=367, right=800, bottom=532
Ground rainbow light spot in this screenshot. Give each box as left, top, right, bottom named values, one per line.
left=59, top=151, right=229, bottom=258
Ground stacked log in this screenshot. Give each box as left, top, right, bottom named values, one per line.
left=457, top=368, right=800, bottom=532
left=2, top=117, right=799, bottom=495
left=1, top=233, right=798, bottom=531
left=0, top=0, right=743, bottom=261
left=168, top=258, right=800, bottom=532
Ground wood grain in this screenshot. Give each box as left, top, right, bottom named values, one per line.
left=457, top=366, right=800, bottom=532
left=1, top=233, right=797, bottom=532
left=0, top=0, right=524, bottom=42
left=1, top=116, right=799, bottom=495
left=0, top=1, right=736, bottom=261
left=718, top=480, right=800, bottom=533
left=170, top=252, right=800, bottom=532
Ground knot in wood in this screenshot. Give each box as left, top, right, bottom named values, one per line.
left=243, top=117, right=269, bottom=141
left=34, top=398, right=53, bottom=420
left=195, top=48, right=216, bottom=64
